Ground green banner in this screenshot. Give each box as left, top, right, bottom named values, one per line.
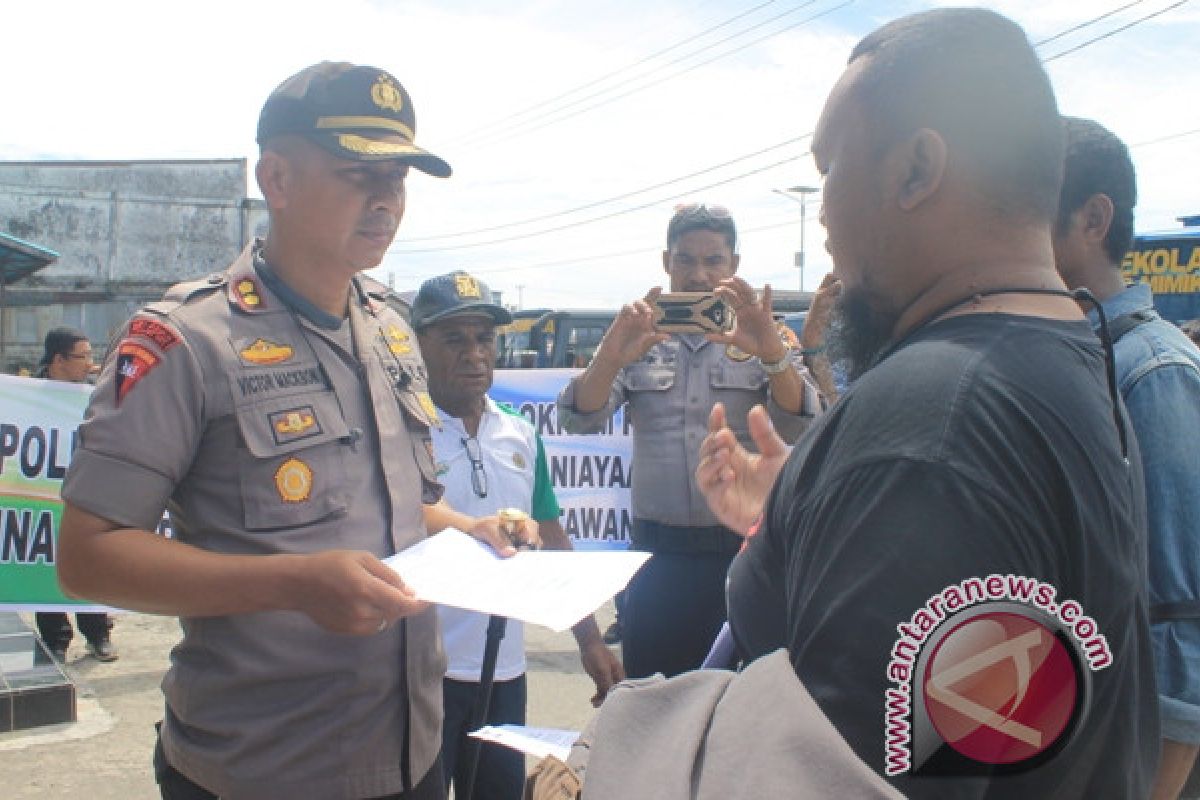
left=0, top=373, right=108, bottom=611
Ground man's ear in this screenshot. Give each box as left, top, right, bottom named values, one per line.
left=1079, top=193, right=1115, bottom=246
left=255, top=151, right=290, bottom=211
left=891, top=128, right=947, bottom=212
left=730, top=253, right=740, bottom=274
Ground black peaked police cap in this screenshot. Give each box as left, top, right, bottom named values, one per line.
left=257, top=61, right=451, bottom=178
left=411, top=271, right=513, bottom=331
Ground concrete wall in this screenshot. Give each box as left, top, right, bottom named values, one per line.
left=0, top=160, right=268, bottom=372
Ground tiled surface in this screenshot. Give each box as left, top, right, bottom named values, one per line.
left=0, top=613, right=76, bottom=732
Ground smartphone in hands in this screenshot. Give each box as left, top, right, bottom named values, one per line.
left=651, top=292, right=734, bottom=334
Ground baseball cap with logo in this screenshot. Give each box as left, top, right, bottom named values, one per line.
left=411, top=271, right=513, bottom=331
left=257, top=61, right=451, bottom=178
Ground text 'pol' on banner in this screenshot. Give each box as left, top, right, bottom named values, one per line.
left=0, top=373, right=104, bottom=610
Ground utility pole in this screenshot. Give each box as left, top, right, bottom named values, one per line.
left=772, top=185, right=820, bottom=292
left=516, top=284, right=525, bottom=310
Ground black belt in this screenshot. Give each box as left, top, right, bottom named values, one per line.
left=631, top=518, right=743, bottom=556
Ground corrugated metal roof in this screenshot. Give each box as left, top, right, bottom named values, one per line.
left=0, top=232, right=58, bottom=285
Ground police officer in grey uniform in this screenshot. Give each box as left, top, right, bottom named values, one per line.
left=56, top=62, right=525, bottom=800
left=557, top=203, right=824, bottom=679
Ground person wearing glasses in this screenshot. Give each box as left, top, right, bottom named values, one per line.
left=54, top=63, right=521, bottom=800
left=33, top=326, right=116, bottom=663
left=412, top=271, right=624, bottom=800
left=557, top=204, right=823, bottom=679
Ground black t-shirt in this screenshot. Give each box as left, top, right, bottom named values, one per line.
left=729, top=313, right=1158, bottom=799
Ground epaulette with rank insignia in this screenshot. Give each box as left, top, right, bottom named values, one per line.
left=152, top=273, right=228, bottom=311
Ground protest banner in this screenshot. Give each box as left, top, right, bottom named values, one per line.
left=0, top=368, right=633, bottom=608
left=490, top=369, right=632, bottom=551
left=0, top=373, right=104, bottom=610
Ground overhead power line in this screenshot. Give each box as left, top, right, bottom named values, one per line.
left=448, top=0, right=782, bottom=146
left=461, top=1, right=826, bottom=148
left=472, top=1, right=851, bottom=149
left=402, top=216, right=804, bottom=280
left=1033, top=0, right=1150, bottom=47
left=1041, top=0, right=1191, bottom=62
left=1130, top=127, right=1200, bottom=148
left=398, top=0, right=1187, bottom=266
left=392, top=150, right=811, bottom=255
left=402, top=134, right=811, bottom=242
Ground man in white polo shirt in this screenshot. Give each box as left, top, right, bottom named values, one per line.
left=412, top=271, right=624, bottom=800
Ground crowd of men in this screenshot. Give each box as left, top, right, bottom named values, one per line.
left=31, top=5, right=1198, bottom=800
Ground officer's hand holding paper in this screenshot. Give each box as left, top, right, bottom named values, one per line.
left=384, top=529, right=650, bottom=632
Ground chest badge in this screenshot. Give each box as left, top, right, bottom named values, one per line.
left=240, top=338, right=294, bottom=366
left=512, top=452, right=526, bottom=469
left=268, top=406, right=321, bottom=446
left=384, top=324, right=412, bottom=355
left=725, top=344, right=752, bottom=362
left=416, top=391, right=440, bottom=426
left=234, top=278, right=264, bottom=311
left=275, top=458, right=313, bottom=504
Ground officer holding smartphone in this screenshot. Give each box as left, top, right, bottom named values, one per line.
left=557, top=202, right=824, bottom=679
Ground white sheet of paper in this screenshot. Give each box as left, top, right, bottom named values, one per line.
left=384, top=529, right=650, bottom=632
left=469, top=724, right=580, bottom=762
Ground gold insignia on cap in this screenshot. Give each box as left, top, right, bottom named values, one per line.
left=240, top=338, right=294, bottom=366
left=512, top=452, right=526, bottom=469
left=371, top=74, right=404, bottom=113
left=336, top=134, right=419, bottom=156
left=275, top=458, right=313, bottom=503
left=386, top=325, right=412, bottom=355
left=417, top=392, right=440, bottom=425
left=454, top=274, right=482, bottom=299
left=725, top=344, right=752, bottom=362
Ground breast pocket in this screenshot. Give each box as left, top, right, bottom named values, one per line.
left=233, top=390, right=352, bottom=531
left=709, top=361, right=768, bottom=392
left=624, top=363, right=676, bottom=392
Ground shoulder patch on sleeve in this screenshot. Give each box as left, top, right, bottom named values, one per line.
left=128, top=316, right=182, bottom=352
left=114, top=341, right=162, bottom=405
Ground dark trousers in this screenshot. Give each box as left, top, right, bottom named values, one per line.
left=441, top=675, right=527, bottom=800
left=153, top=733, right=446, bottom=800
left=622, top=546, right=737, bottom=680
left=35, top=612, right=111, bottom=651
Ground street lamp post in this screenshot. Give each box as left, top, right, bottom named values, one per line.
left=772, top=185, right=820, bottom=292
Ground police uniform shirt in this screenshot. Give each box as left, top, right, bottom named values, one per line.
left=432, top=397, right=561, bottom=683
left=62, top=241, right=445, bottom=800
left=557, top=335, right=819, bottom=527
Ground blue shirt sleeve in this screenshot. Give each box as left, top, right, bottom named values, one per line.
left=1123, top=357, right=1200, bottom=743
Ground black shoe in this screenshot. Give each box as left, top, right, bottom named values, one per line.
left=87, top=638, right=119, bottom=662
left=602, top=621, right=622, bottom=645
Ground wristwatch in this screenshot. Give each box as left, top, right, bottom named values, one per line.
left=760, top=352, right=791, bottom=374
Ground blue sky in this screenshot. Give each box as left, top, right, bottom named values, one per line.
left=2, top=0, right=1196, bottom=308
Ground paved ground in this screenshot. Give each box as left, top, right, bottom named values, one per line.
left=0, top=606, right=615, bottom=799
